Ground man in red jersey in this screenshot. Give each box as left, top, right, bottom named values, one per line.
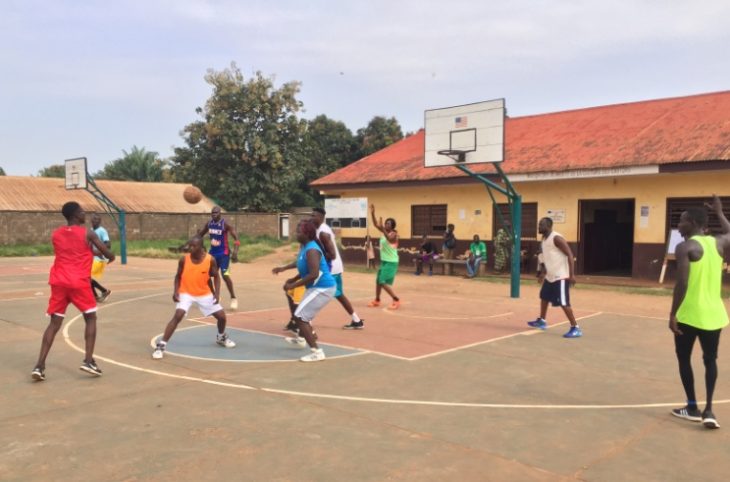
left=31, top=202, right=115, bottom=381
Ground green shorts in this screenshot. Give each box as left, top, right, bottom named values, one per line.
left=376, top=261, right=399, bottom=285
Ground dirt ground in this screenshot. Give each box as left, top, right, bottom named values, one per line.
left=1, top=249, right=729, bottom=481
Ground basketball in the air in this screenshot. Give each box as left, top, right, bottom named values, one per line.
left=183, top=185, right=203, bottom=204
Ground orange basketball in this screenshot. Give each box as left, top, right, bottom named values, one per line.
left=183, top=185, right=203, bottom=204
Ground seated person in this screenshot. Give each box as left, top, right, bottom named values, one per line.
left=467, top=235, right=487, bottom=278
left=415, top=235, right=438, bottom=276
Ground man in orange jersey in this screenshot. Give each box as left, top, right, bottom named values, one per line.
left=31, top=202, right=115, bottom=382
left=152, top=236, right=235, bottom=359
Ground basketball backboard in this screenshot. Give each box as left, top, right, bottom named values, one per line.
left=424, top=99, right=505, bottom=167
left=65, top=157, right=88, bottom=189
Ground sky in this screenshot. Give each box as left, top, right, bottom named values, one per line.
left=1, top=0, right=729, bottom=176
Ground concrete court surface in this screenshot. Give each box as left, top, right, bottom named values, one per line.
left=1, top=250, right=730, bottom=482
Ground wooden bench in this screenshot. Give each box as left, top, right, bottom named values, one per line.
left=412, top=257, right=487, bottom=276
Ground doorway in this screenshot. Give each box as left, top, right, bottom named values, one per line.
left=579, top=199, right=634, bottom=276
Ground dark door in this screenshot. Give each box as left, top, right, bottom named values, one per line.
left=579, top=199, right=635, bottom=276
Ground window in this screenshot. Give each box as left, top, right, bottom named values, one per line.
left=411, top=204, right=447, bottom=236
left=667, top=197, right=730, bottom=236
left=493, top=203, right=538, bottom=239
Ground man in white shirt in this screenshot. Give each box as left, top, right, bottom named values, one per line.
left=527, top=217, right=582, bottom=338
left=312, top=208, right=365, bottom=329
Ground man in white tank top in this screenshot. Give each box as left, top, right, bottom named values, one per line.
left=312, top=208, right=365, bottom=330
left=527, top=217, right=582, bottom=338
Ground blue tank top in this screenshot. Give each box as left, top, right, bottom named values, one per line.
left=297, top=241, right=335, bottom=289
left=207, top=219, right=228, bottom=255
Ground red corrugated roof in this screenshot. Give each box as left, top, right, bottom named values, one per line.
left=312, top=91, right=730, bottom=187
left=0, top=176, right=217, bottom=213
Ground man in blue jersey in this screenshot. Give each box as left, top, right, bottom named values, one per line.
left=198, top=206, right=240, bottom=310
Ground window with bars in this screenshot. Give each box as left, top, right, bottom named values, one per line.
left=411, top=204, right=447, bottom=237
left=492, top=203, right=538, bottom=239
left=666, top=197, right=730, bottom=235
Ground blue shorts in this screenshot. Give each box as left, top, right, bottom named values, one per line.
left=212, top=253, right=231, bottom=276
left=333, top=273, right=343, bottom=298
left=540, top=279, right=570, bottom=307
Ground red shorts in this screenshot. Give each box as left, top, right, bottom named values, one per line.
left=47, top=285, right=97, bottom=317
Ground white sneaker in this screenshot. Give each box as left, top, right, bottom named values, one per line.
left=230, top=298, right=238, bottom=310
left=300, top=348, right=325, bottom=362
left=152, top=344, right=165, bottom=359
left=285, top=336, right=307, bottom=348
left=216, top=334, right=236, bottom=348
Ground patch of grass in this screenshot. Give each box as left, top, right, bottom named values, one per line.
left=0, top=236, right=288, bottom=262
left=0, top=243, right=54, bottom=257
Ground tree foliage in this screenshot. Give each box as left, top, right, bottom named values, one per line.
left=0, top=166, right=5, bottom=175
left=292, top=115, right=357, bottom=206
left=95, top=146, right=167, bottom=182
left=171, top=64, right=306, bottom=211
left=37, top=164, right=65, bottom=178
left=355, top=116, right=403, bottom=158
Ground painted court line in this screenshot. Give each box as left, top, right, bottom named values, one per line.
left=408, top=312, right=605, bottom=361
left=60, top=292, right=730, bottom=410
left=147, top=324, right=368, bottom=364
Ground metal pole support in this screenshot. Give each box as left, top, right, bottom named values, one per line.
left=119, top=210, right=127, bottom=265
left=510, top=195, right=522, bottom=298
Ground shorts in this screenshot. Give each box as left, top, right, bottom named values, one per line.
left=294, top=287, right=336, bottom=323
left=286, top=285, right=306, bottom=304
left=333, top=273, right=344, bottom=298
left=47, top=284, right=97, bottom=317
left=91, top=259, right=107, bottom=278
left=377, top=261, right=399, bottom=285
left=176, top=293, right=224, bottom=316
left=540, top=279, right=570, bottom=307
left=212, top=253, right=231, bottom=276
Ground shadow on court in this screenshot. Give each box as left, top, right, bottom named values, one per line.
left=1, top=253, right=729, bottom=481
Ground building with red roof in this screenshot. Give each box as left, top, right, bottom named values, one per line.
left=312, top=91, right=730, bottom=280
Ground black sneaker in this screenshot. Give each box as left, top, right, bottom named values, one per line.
left=31, top=367, right=45, bottom=381
left=98, top=290, right=112, bottom=303
left=702, top=410, right=721, bottom=429
left=671, top=406, right=702, bottom=422
left=343, top=320, right=365, bottom=330
left=79, top=359, right=103, bottom=377
left=283, top=319, right=298, bottom=333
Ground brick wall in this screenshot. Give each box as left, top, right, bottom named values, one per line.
left=0, top=211, right=283, bottom=244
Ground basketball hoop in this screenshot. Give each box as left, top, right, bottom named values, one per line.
left=437, top=149, right=468, bottom=163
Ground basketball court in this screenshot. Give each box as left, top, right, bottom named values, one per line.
left=2, top=251, right=729, bottom=481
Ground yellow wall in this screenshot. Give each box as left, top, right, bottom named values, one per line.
left=326, top=170, right=730, bottom=244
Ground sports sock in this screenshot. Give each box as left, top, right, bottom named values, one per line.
left=351, top=313, right=361, bottom=322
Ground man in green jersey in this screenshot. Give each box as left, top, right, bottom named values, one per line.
left=367, top=204, right=401, bottom=310
left=669, top=195, right=730, bottom=429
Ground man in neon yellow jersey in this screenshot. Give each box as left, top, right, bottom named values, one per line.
left=669, top=194, right=730, bottom=429
left=367, top=204, right=401, bottom=310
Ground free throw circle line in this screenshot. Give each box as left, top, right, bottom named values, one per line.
left=62, top=291, right=730, bottom=410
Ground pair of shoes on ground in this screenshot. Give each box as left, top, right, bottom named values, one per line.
left=33, top=359, right=103, bottom=381
left=368, top=300, right=401, bottom=310
left=671, top=405, right=720, bottom=429
left=95, top=290, right=112, bottom=303
left=526, top=318, right=583, bottom=338
left=152, top=333, right=235, bottom=359
left=284, top=336, right=326, bottom=362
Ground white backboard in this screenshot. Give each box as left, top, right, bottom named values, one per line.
left=424, top=99, right=505, bottom=168
left=65, top=157, right=88, bottom=189
left=667, top=229, right=683, bottom=255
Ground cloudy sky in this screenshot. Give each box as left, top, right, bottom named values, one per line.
left=1, top=0, right=729, bottom=175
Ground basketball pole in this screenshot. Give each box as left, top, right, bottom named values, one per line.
left=455, top=163, right=521, bottom=298
left=85, top=175, right=128, bottom=265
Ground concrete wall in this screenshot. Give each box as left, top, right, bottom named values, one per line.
left=0, top=211, right=284, bottom=244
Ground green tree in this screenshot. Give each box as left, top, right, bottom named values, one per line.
left=95, top=146, right=166, bottom=182
left=292, top=115, right=356, bottom=206
left=355, top=116, right=403, bottom=159
left=0, top=167, right=5, bottom=175
left=171, top=64, right=306, bottom=211
left=37, top=164, right=65, bottom=177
